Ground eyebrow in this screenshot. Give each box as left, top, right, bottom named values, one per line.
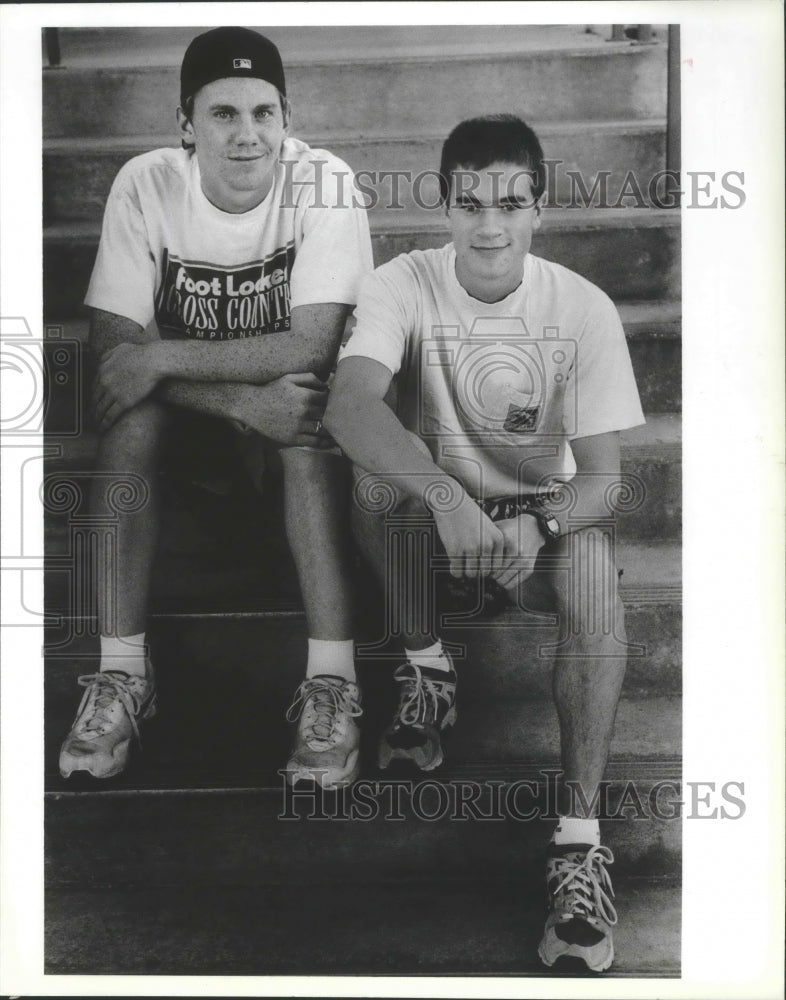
left=453, top=194, right=532, bottom=207
left=207, top=103, right=278, bottom=113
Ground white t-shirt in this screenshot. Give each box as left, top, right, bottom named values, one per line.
left=85, top=138, right=373, bottom=340
left=340, top=245, right=645, bottom=500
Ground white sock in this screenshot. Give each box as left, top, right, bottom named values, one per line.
left=404, top=640, right=453, bottom=673
left=100, top=633, right=148, bottom=678
left=306, top=638, right=356, bottom=681
left=552, top=816, right=601, bottom=847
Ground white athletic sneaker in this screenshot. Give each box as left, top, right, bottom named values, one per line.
left=59, top=664, right=157, bottom=779
left=538, top=844, right=618, bottom=973
left=285, top=675, right=362, bottom=789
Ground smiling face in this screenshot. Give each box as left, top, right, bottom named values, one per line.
left=178, top=77, right=289, bottom=213
left=447, top=161, right=542, bottom=303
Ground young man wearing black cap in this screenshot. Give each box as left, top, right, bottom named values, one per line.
left=59, top=28, right=373, bottom=788
left=325, top=115, right=644, bottom=972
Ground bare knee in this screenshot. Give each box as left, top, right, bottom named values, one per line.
left=98, top=399, right=166, bottom=470
left=550, top=527, right=625, bottom=637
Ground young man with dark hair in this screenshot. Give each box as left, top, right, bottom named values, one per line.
left=58, top=27, right=373, bottom=789
left=325, top=114, right=644, bottom=972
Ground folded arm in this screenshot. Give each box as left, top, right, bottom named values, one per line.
left=147, top=301, right=350, bottom=385
left=92, top=302, right=348, bottom=407
left=89, top=308, right=332, bottom=447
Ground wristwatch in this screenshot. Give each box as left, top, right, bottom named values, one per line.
left=522, top=502, right=561, bottom=540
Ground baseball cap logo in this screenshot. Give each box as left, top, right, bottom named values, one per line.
left=233, top=58, right=252, bottom=69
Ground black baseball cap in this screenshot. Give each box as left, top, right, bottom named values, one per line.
left=180, top=27, right=286, bottom=105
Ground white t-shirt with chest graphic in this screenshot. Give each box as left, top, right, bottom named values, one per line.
left=85, top=138, right=373, bottom=340
left=339, top=245, right=644, bottom=500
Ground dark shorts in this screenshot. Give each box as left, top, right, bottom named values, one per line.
left=158, top=409, right=279, bottom=494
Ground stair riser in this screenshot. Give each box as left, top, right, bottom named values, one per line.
left=43, top=219, right=680, bottom=318
left=44, top=49, right=666, bottom=140
left=40, top=445, right=682, bottom=557
left=40, top=332, right=681, bottom=453
left=44, top=127, right=666, bottom=224
left=630, top=335, right=681, bottom=412
left=47, top=24, right=663, bottom=63
left=44, top=597, right=681, bottom=739
left=45, top=787, right=681, bottom=888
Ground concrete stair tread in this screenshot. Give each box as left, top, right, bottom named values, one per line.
left=45, top=38, right=667, bottom=140
left=45, top=678, right=681, bottom=790
left=44, top=120, right=670, bottom=220
left=45, top=757, right=682, bottom=881
left=44, top=301, right=682, bottom=345
left=47, top=756, right=681, bottom=794
left=43, top=534, right=681, bottom=696
left=46, top=538, right=682, bottom=588
left=44, top=414, right=682, bottom=465
left=44, top=206, right=681, bottom=242
left=617, top=299, right=681, bottom=335
left=44, top=217, right=680, bottom=304
left=44, top=876, right=679, bottom=975
left=623, top=413, right=680, bottom=459
left=46, top=25, right=663, bottom=69
left=44, top=117, right=669, bottom=153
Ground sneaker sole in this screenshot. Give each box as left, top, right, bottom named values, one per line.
left=538, top=935, right=614, bottom=973
left=378, top=742, right=444, bottom=771
left=59, top=739, right=132, bottom=779
left=286, top=747, right=360, bottom=790
left=378, top=709, right=456, bottom=772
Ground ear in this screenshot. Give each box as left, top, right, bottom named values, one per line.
left=281, top=97, right=292, bottom=132
left=533, top=197, right=542, bottom=230
left=177, top=107, right=195, bottom=145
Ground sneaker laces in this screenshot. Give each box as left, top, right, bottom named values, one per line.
left=549, top=845, right=618, bottom=927
left=73, top=671, right=148, bottom=745
left=286, top=677, right=362, bottom=743
left=393, top=663, right=454, bottom=728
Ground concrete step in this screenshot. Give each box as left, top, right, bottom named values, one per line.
left=46, top=766, right=681, bottom=883
left=44, top=120, right=667, bottom=224
left=42, top=299, right=680, bottom=435
left=46, top=25, right=666, bottom=68
left=622, top=300, right=681, bottom=412
left=45, top=597, right=681, bottom=784
left=44, top=36, right=666, bottom=139
left=42, top=414, right=682, bottom=570
left=43, top=525, right=680, bottom=612
left=43, top=207, right=680, bottom=318
left=370, top=209, right=681, bottom=300
left=44, top=876, right=680, bottom=975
